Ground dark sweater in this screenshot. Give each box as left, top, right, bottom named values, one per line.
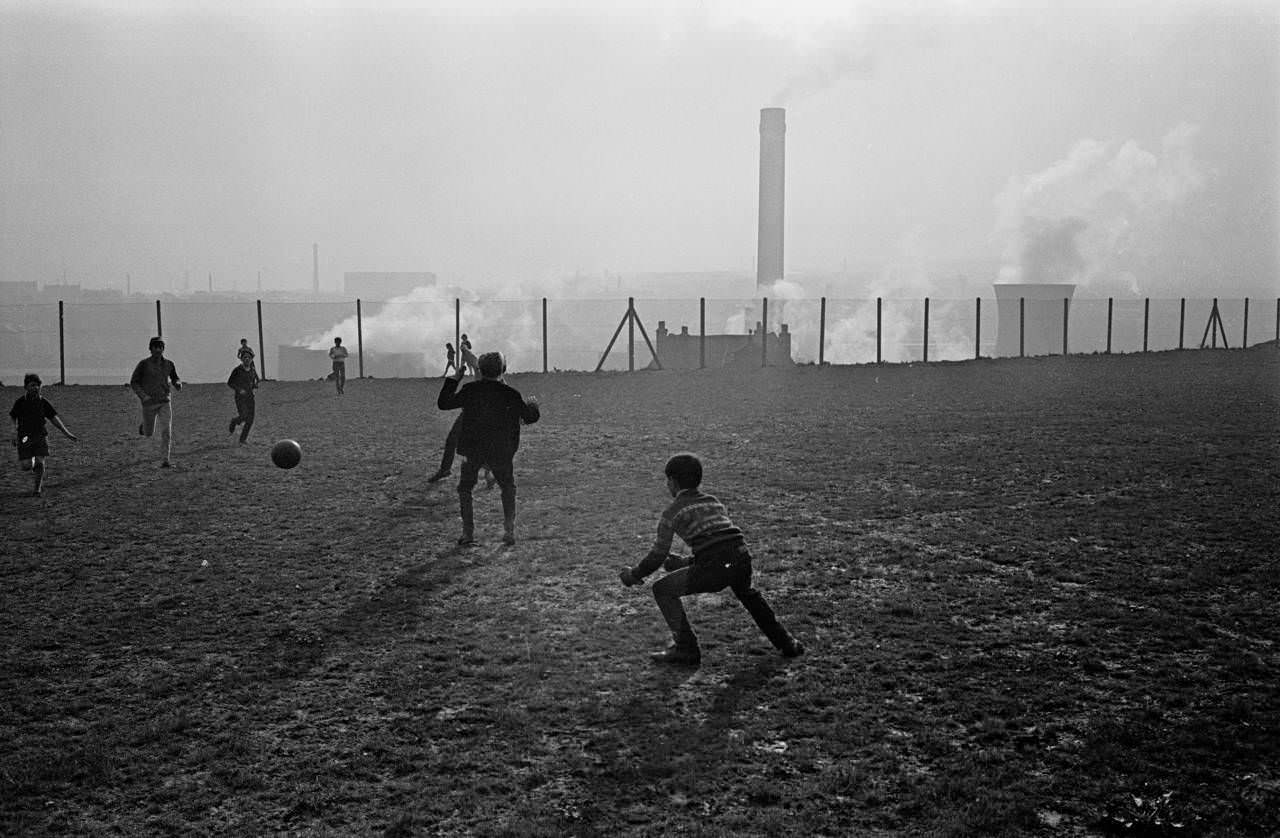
left=437, top=376, right=540, bottom=464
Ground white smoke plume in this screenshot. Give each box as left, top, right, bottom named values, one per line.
left=994, top=123, right=1208, bottom=296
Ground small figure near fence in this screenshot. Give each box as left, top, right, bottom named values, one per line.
left=226, top=355, right=259, bottom=444
left=328, top=337, right=349, bottom=394
left=236, top=338, right=258, bottom=379
left=10, top=373, right=77, bottom=497
left=436, top=351, right=540, bottom=546
left=619, top=453, right=805, bottom=666
left=444, top=342, right=458, bottom=375
left=130, top=337, right=182, bottom=468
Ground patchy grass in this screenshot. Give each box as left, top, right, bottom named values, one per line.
left=2, top=348, right=1278, bottom=836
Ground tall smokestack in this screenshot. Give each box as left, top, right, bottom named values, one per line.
left=313, top=243, right=319, bottom=295
left=757, top=107, right=786, bottom=287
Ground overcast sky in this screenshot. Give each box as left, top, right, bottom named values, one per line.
left=1, top=0, right=1276, bottom=297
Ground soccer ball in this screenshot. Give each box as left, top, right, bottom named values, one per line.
left=271, top=439, right=302, bottom=469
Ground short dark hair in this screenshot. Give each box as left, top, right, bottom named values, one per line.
left=149, top=337, right=165, bottom=350
left=24, top=373, right=41, bottom=386
left=477, top=352, right=505, bottom=378
left=665, top=453, right=702, bottom=489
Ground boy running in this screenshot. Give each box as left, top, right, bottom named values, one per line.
left=10, top=373, right=77, bottom=497
left=436, top=351, right=539, bottom=545
left=620, top=453, right=805, bottom=666
left=129, top=336, right=182, bottom=468
left=227, top=356, right=259, bottom=444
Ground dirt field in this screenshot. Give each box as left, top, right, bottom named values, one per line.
left=2, top=348, right=1278, bottom=837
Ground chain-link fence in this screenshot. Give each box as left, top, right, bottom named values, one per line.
left=1, top=295, right=1275, bottom=384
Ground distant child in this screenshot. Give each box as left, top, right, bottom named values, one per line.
left=459, top=334, right=475, bottom=374
left=620, top=453, right=805, bottom=666
left=436, top=351, right=540, bottom=545
left=10, top=373, right=77, bottom=497
left=444, top=342, right=458, bottom=375
left=227, top=356, right=258, bottom=444
left=236, top=338, right=258, bottom=379
left=130, top=336, right=182, bottom=468
left=329, top=336, right=349, bottom=394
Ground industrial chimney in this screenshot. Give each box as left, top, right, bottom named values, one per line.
left=757, top=107, right=785, bottom=287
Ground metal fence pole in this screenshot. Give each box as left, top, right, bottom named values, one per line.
left=542, top=297, right=548, bottom=373
left=155, top=299, right=162, bottom=338
left=1019, top=297, right=1025, bottom=357
left=256, top=299, right=266, bottom=380
left=628, top=297, right=635, bottom=372
left=1179, top=298, right=1186, bottom=349
left=975, top=297, right=981, bottom=359
left=876, top=297, right=883, bottom=364
left=356, top=298, right=365, bottom=378
left=819, top=297, right=826, bottom=365
left=1062, top=297, right=1070, bottom=355
left=923, top=297, right=930, bottom=363
left=761, top=297, right=768, bottom=367
left=58, top=300, right=66, bottom=385
left=1242, top=298, right=1249, bottom=348
left=1106, top=297, right=1113, bottom=354
left=455, top=298, right=460, bottom=356
left=699, top=298, right=706, bottom=369
left=1143, top=298, right=1149, bottom=352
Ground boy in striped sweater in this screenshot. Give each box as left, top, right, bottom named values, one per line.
left=620, top=453, right=805, bottom=666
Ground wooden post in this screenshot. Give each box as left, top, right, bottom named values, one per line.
left=256, top=299, right=266, bottom=380
left=761, top=297, right=769, bottom=367
left=58, top=300, right=66, bottom=385
left=1062, top=297, right=1070, bottom=356
left=974, top=297, right=981, bottom=359
left=542, top=297, right=548, bottom=373
left=628, top=297, right=635, bottom=372
left=1275, top=298, right=1279, bottom=345
left=819, top=296, right=827, bottom=365
left=876, top=297, right=882, bottom=364
left=1242, top=298, right=1249, bottom=348
left=455, top=298, right=461, bottom=356
left=1019, top=297, right=1025, bottom=357
left=1106, top=297, right=1113, bottom=354
left=356, top=298, right=365, bottom=378
left=699, top=298, right=706, bottom=369
left=923, top=297, right=930, bottom=363
left=1179, top=298, right=1185, bottom=349
left=155, top=299, right=163, bottom=338
left=1142, top=298, right=1149, bottom=352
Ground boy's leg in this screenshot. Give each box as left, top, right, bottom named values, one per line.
left=158, top=402, right=173, bottom=464
left=456, top=459, right=480, bottom=543
left=32, top=455, right=45, bottom=494
left=490, top=461, right=517, bottom=543
left=429, top=418, right=460, bottom=482
left=239, top=396, right=255, bottom=443
left=727, top=558, right=804, bottom=656
left=651, top=568, right=700, bottom=662
left=140, top=402, right=159, bottom=436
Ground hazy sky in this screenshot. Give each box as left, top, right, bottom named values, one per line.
left=2, top=0, right=1277, bottom=297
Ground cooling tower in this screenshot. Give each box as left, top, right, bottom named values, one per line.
left=994, top=283, right=1076, bottom=357
left=757, top=108, right=786, bottom=287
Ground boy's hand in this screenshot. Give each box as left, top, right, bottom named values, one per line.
left=662, top=553, right=691, bottom=572
left=619, top=568, right=640, bottom=587
left=173, top=381, right=182, bottom=390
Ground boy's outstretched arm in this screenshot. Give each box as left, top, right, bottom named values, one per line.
left=437, top=373, right=465, bottom=410
left=52, top=416, right=77, bottom=441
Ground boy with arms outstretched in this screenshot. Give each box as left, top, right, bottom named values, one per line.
left=10, top=373, right=77, bottom=496
left=436, top=351, right=539, bottom=545
left=620, top=453, right=804, bottom=666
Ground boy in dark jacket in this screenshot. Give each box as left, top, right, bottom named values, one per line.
left=129, top=336, right=182, bottom=467
left=437, top=351, right=540, bottom=545
left=226, top=356, right=259, bottom=443
left=620, top=453, right=804, bottom=666
left=10, top=373, right=77, bottom=496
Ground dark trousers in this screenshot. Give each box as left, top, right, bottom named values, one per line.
left=457, top=457, right=515, bottom=537
left=437, top=417, right=462, bottom=474
left=332, top=361, right=346, bottom=393
left=651, top=544, right=792, bottom=652
left=231, top=393, right=255, bottom=442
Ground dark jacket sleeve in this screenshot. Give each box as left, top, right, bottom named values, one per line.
left=228, top=369, right=238, bottom=388
left=520, top=398, right=540, bottom=425
left=437, top=376, right=463, bottom=410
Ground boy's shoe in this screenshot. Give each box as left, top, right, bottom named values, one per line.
left=781, top=638, right=806, bottom=658
left=160, top=460, right=172, bottom=468
left=138, top=423, right=145, bottom=436
left=502, top=532, right=516, bottom=546
left=427, top=469, right=450, bottom=484
left=456, top=535, right=475, bottom=547
left=650, top=645, right=701, bottom=666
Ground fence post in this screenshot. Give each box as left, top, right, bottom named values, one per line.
left=155, top=299, right=162, bottom=338
left=819, top=297, right=826, bottom=365
left=1179, top=298, right=1186, bottom=349
left=1106, top=298, right=1113, bottom=354
left=876, top=297, right=883, bottom=364
left=628, top=297, right=635, bottom=372
left=542, top=297, right=548, bottom=373
left=761, top=297, right=769, bottom=367
left=1062, top=297, right=1069, bottom=356
left=923, top=297, right=930, bottom=363
left=455, top=298, right=460, bottom=355
left=1242, top=298, right=1249, bottom=348
left=699, top=297, right=706, bottom=369
left=1275, top=298, right=1279, bottom=345
left=1019, top=297, right=1025, bottom=357
left=58, top=300, right=66, bottom=385
left=256, top=299, right=266, bottom=380
left=356, top=298, right=365, bottom=378
left=1143, top=298, right=1149, bottom=352
left=975, top=297, right=981, bottom=359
